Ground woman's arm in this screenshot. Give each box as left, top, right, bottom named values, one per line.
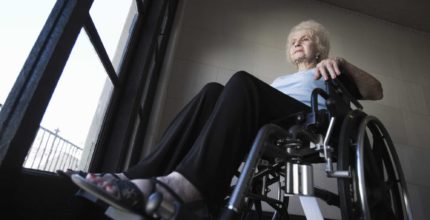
left=314, top=57, right=383, bottom=100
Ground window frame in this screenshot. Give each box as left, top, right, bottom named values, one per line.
left=0, top=0, right=179, bottom=210
left=94, top=0, right=180, bottom=172
left=0, top=0, right=94, bottom=209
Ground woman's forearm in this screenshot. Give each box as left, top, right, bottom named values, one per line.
left=337, top=57, right=383, bottom=100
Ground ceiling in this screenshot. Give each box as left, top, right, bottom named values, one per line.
left=317, top=0, right=430, bottom=34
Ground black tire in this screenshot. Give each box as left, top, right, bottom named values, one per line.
left=337, top=110, right=365, bottom=220
left=337, top=112, right=413, bottom=220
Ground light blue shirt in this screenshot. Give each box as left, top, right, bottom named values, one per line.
left=270, top=68, right=327, bottom=108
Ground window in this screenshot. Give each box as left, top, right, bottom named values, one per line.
left=0, top=2, right=179, bottom=214
left=0, top=1, right=56, bottom=106
left=19, top=0, right=134, bottom=172
left=0, top=0, right=179, bottom=176
left=23, top=31, right=113, bottom=171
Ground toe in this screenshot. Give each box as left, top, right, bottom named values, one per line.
left=104, top=182, right=117, bottom=195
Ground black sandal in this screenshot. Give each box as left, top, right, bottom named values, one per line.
left=56, top=169, right=121, bottom=182
left=71, top=175, right=188, bottom=213
left=145, top=182, right=211, bottom=220
left=71, top=174, right=149, bottom=213
left=71, top=175, right=211, bottom=219
left=56, top=169, right=87, bottom=179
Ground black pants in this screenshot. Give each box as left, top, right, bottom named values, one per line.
left=124, top=71, right=308, bottom=203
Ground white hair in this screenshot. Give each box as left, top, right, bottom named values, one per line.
left=286, top=20, right=330, bottom=64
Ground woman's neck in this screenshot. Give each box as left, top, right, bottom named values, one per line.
left=297, top=62, right=316, bottom=72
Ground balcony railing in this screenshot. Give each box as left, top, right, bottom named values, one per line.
left=2, top=102, right=82, bottom=172
left=23, top=126, right=83, bottom=172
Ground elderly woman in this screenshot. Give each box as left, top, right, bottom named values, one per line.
left=68, top=20, right=382, bottom=214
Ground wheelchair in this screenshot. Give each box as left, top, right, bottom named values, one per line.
left=98, top=74, right=413, bottom=220
left=218, top=75, right=414, bottom=220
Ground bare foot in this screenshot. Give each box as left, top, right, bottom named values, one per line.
left=156, top=171, right=203, bottom=203
left=85, top=173, right=128, bottom=186
left=95, top=172, right=203, bottom=204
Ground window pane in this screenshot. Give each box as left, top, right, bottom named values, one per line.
left=0, top=1, right=56, bottom=106
left=89, top=0, right=135, bottom=66
left=23, top=30, right=114, bottom=172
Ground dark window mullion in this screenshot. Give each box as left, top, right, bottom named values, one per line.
left=84, top=15, right=119, bottom=86
left=0, top=1, right=67, bottom=133
left=135, top=0, right=148, bottom=15
left=127, top=0, right=179, bottom=167
left=97, top=0, right=177, bottom=172
left=0, top=0, right=94, bottom=211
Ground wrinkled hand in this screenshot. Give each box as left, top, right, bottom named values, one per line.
left=314, top=57, right=343, bottom=80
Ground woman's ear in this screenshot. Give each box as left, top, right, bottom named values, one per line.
left=315, top=53, right=321, bottom=62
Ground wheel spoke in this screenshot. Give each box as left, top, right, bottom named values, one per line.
left=338, top=114, right=412, bottom=220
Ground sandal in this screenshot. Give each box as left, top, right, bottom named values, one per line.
left=71, top=175, right=187, bottom=215
left=56, top=169, right=88, bottom=179
left=72, top=175, right=212, bottom=219
left=56, top=169, right=121, bottom=183
left=143, top=179, right=212, bottom=219
left=71, top=174, right=147, bottom=213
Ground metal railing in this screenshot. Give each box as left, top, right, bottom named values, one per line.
left=1, top=103, right=83, bottom=172
left=23, top=126, right=83, bottom=172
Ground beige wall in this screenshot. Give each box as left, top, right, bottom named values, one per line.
left=147, top=0, right=430, bottom=219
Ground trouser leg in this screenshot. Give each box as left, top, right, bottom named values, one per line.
left=175, top=71, right=309, bottom=202
left=124, top=82, right=224, bottom=179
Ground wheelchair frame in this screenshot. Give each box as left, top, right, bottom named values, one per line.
left=221, top=78, right=413, bottom=220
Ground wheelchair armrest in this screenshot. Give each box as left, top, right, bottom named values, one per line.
left=308, top=88, right=329, bottom=129
left=329, top=76, right=363, bottom=110
left=308, top=73, right=363, bottom=129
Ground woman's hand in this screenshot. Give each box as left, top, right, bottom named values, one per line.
left=314, top=57, right=343, bottom=80
left=314, top=57, right=383, bottom=100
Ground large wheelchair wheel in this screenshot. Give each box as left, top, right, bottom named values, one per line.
left=337, top=111, right=413, bottom=220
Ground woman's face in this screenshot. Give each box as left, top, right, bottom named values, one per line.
left=288, top=30, right=318, bottom=65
